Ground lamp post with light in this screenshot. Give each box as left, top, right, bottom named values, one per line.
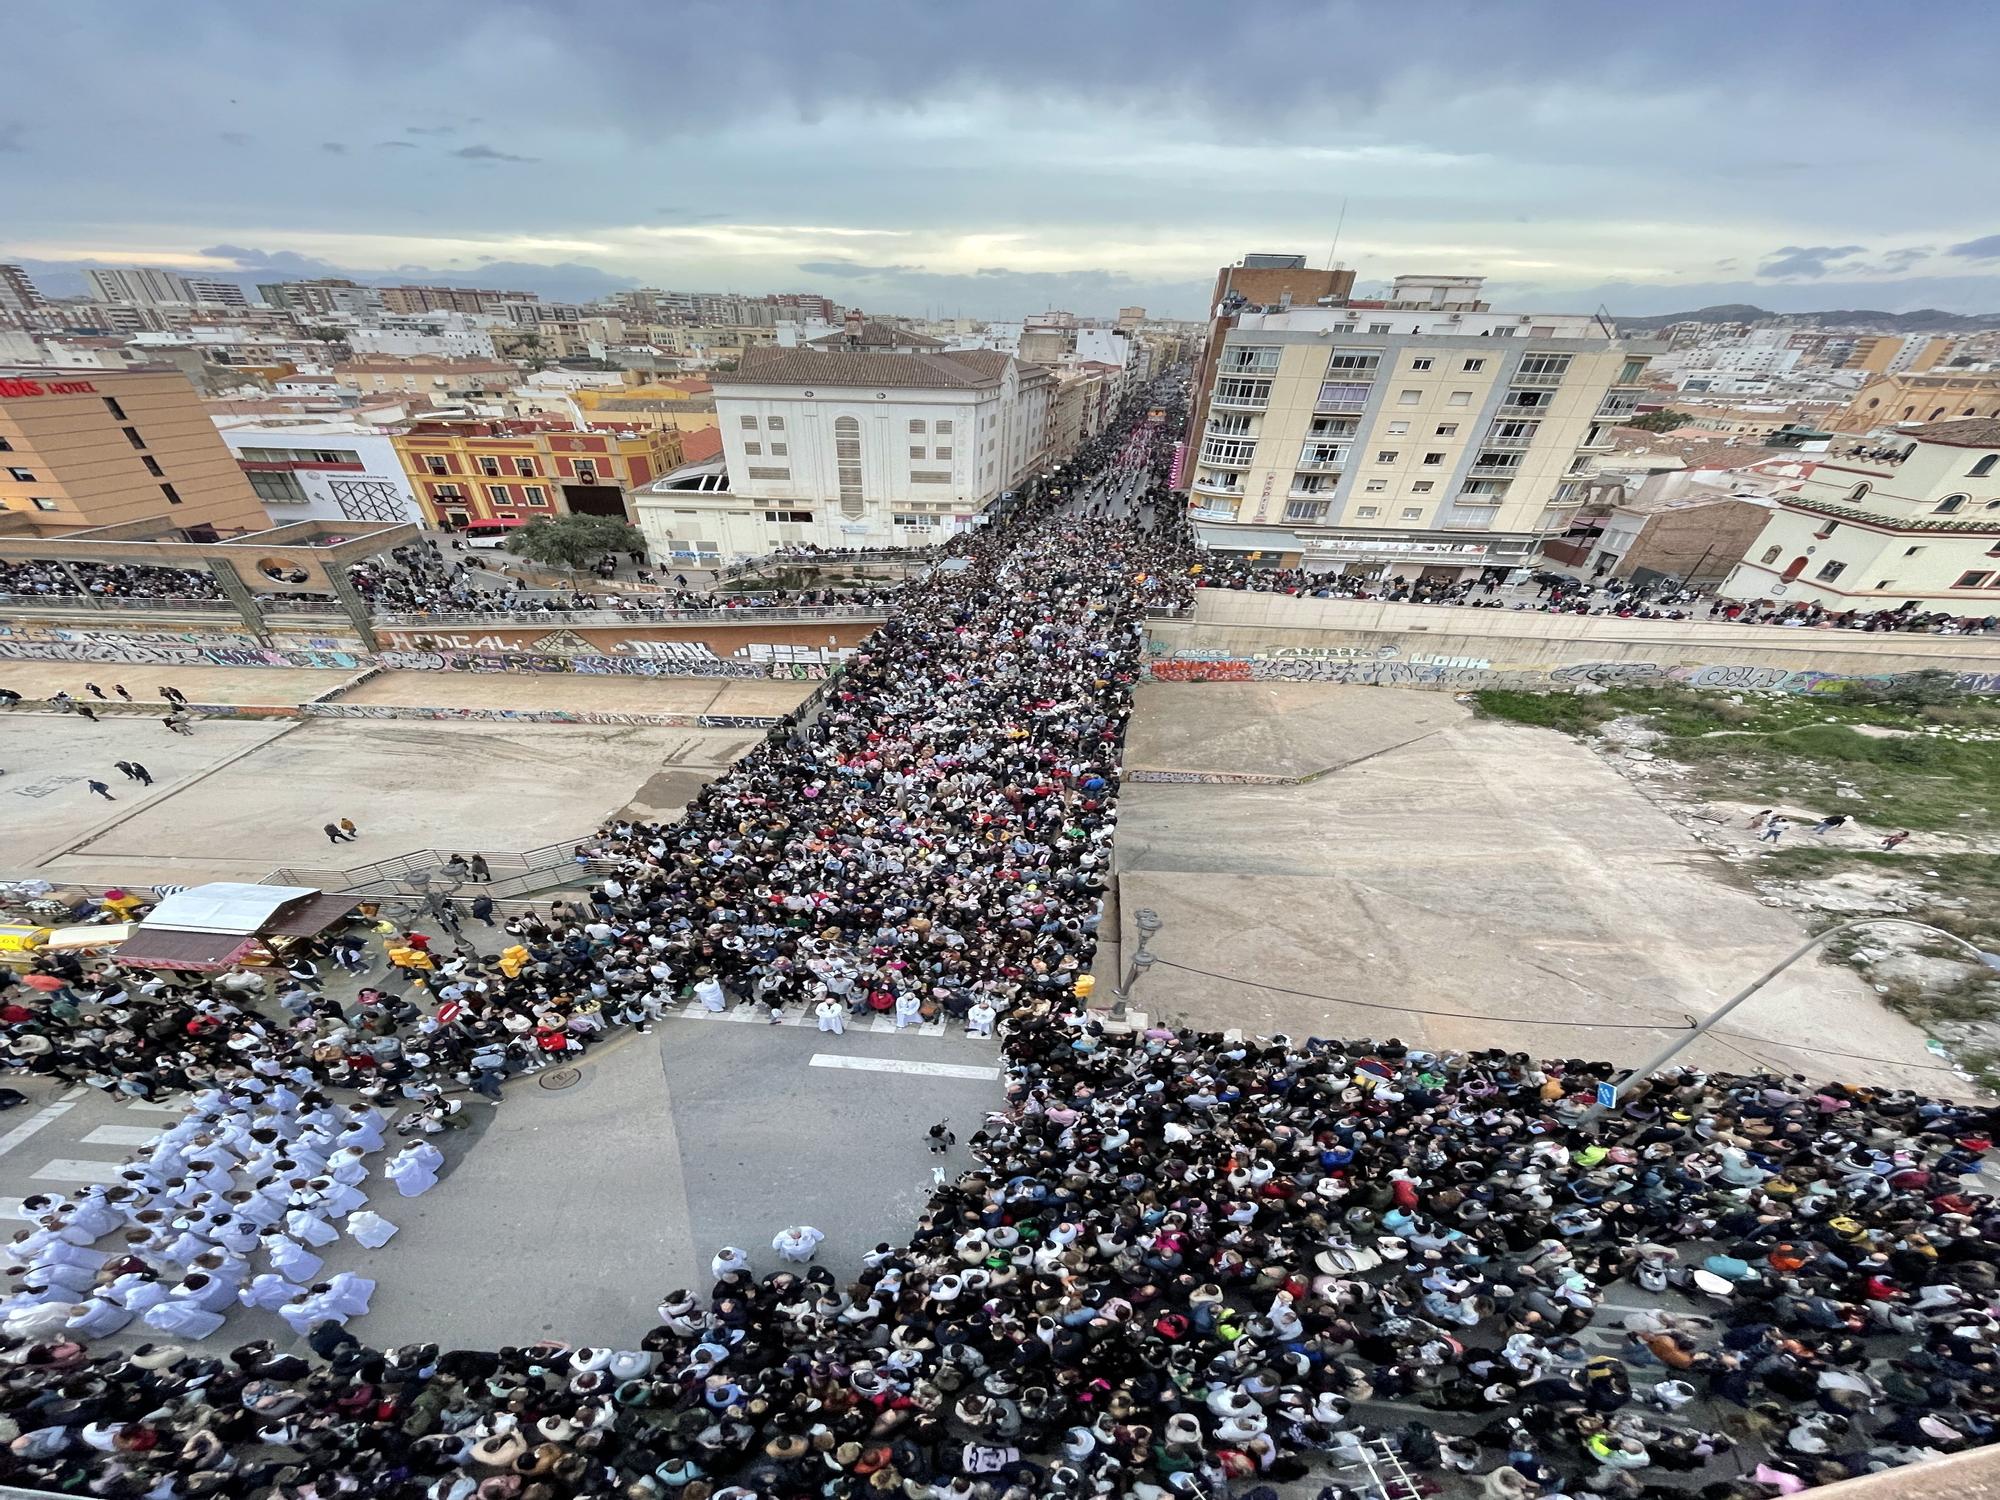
left=1106, top=908, right=1164, bottom=1026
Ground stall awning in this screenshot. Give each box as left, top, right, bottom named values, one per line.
left=144, top=883, right=316, bottom=935
left=261, top=893, right=360, bottom=937
left=44, top=923, right=134, bottom=953
left=115, top=928, right=262, bottom=972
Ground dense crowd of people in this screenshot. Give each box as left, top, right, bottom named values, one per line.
left=0, top=381, right=1994, bottom=1498
left=0, top=560, right=225, bottom=605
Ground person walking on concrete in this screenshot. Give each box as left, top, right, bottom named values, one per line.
left=468, top=854, right=491, bottom=882
left=74, top=702, right=98, bottom=722
left=770, top=1225, right=824, bottom=1264
left=339, top=817, right=359, bottom=841
left=1758, top=816, right=1789, bottom=845
left=127, top=761, right=153, bottom=786
left=159, top=685, right=188, bottom=706
left=85, top=683, right=106, bottom=700
left=470, top=894, right=496, bottom=926
left=113, top=761, right=139, bottom=781
left=112, top=684, right=132, bottom=702
left=163, top=713, right=192, bottom=736
left=324, top=822, right=355, bottom=845
left=86, top=779, right=115, bottom=801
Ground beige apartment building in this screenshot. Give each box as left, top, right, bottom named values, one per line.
left=1186, top=274, right=1657, bottom=580
left=0, top=367, right=269, bottom=536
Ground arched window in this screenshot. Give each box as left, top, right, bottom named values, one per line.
left=1780, top=555, right=1809, bottom=583
left=1902, top=406, right=1915, bottom=419
left=1760, top=544, right=1783, bottom=564
left=1848, top=482, right=1870, bottom=502
left=1929, top=407, right=1947, bottom=421
left=1864, top=398, right=1880, bottom=409
left=834, top=416, right=864, bottom=519
left=1935, top=493, right=1969, bottom=514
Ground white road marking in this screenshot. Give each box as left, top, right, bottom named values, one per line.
left=123, top=1101, right=188, bottom=1114
left=809, top=1054, right=1000, bottom=1081
left=81, top=1125, right=162, bottom=1147
left=0, top=1102, right=74, bottom=1162
left=31, top=1159, right=126, bottom=1185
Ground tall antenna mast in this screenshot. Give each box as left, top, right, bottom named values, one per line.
left=1326, top=197, right=1350, bottom=270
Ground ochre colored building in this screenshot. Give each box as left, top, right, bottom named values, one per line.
left=391, top=416, right=680, bottom=526
left=0, top=367, right=271, bottom=536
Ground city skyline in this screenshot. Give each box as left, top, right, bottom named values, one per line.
left=6, top=0, right=1999, bottom=319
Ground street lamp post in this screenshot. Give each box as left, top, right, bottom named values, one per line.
left=1107, top=908, right=1164, bottom=1024
left=1591, top=916, right=2000, bottom=1119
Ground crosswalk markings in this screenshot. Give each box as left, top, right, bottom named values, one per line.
left=31, top=1159, right=126, bottom=1185
left=0, top=1198, right=27, bottom=1223
left=81, top=1125, right=165, bottom=1147
left=808, top=1054, right=1001, bottom=1081
left=123, top=1100, right=188, bottom=1114
left=0, top=1101, right=75, bottom=1161
left=669, top=1001, right=989, bottom=1041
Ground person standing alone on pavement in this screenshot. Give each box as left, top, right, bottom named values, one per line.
left=86, top=779, right=115, bottom=801
left=127, top=761, right=152, bottom=786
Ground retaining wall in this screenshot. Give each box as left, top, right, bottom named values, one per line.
left=1146, top=593, right=2000, bottom=694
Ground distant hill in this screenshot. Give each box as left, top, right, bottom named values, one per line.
left=1615, top=303, right=2000, bottom=333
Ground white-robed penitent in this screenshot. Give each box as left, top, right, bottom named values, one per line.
left=815, top=1000, right=846, bottom=1034
left=64, top=1297, right=134, bottom=1339
left=260, top=1234, right=323, bottom=1283
left=345, top=1211, right=397, bottom=1249
left=385, top=1143, right=442, bottom=1197
left=239, top=1273, right=306, bottom=1312
left=710, top=1246, right=749, bottom=1280
left=143, top=1298, right=227, bottom=1339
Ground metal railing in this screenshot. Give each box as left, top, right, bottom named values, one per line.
left=369, top=603, right=889, bottom=628
left=0, top=593, right=233, bottom=613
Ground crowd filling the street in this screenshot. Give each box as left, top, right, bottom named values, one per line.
left=1, top=382, right=1997, bottom=1499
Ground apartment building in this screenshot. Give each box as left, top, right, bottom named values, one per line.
left=1843, top=333, right=1954, bottom=376
left=0, top=265, right=45, bottom=316
left=216, top=418, right=423, bottom=526
left=1719, top=417, right=2000, bottom=611
left=0, top=367, right=270, bottom=536
left=391, top=416, right=679, bottom=527
left=1185, top=274, right=1657, bottom=580
left=1836, top=369, right=2000, bottom=432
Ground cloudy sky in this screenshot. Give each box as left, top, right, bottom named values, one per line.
left=6, top=0, right=1998, bottom=320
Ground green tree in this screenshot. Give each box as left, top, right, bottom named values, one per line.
left=1627, top=409, right=1692, bottom=432
left=504, top=513, right=649, bottom=575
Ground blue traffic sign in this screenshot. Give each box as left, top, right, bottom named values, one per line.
left=1596, top=1082, right=1619, bottom=1108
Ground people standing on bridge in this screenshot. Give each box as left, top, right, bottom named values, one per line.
left=85, top=682, right=106, bottom=699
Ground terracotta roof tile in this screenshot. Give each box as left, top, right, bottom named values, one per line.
left=1906, top=416, right=2000, bottom=448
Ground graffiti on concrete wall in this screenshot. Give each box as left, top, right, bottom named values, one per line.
left=1147, top=649, right=2000, bottom=697
left=300, top=702, right=782, bottom=729
left=0, top=640, right=362, bottom=669
left=1127, top=769, right=1302, bottom=785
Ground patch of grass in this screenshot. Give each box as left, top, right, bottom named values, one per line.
left=1471, top=690, right=1614, bottom=731
left=1760, top=848, right=2000, bottom=950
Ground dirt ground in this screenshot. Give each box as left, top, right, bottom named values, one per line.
left=335, top=671, right=817, bottom=717
left=1109, top=682, right=1952, bottom=1094
left=0, top=661, right=352, bottom=706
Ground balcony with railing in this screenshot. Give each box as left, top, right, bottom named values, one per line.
left=1218, top=346, right=1282, bottom=376
left=1191, top=475, right=1246, bottom=497
left=1296, top=442, right=1350, bottom=472
left=1497, top=394, right=1555, bottom=415
left=1510, top=368, right=1567, bottom=387
left=1578, top=426, right=1617, bottom=451
left=1198, top=437, right=1258, bottom=468
left=1315, top=381, right=1372, bottom=414
left=1212, top=378, right=1272, bottom=411
left=1468, top=456, right=1524, bottom=477
left=1204, top=413, right=1256, bottom=438
left=1594, top=395, right=1640, bottom=421
left=1482, top=424, right=1540, bottom=450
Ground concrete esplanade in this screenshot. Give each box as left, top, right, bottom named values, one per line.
left=1147, top=590, right=2000, bottom=695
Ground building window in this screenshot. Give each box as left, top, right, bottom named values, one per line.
left=475, top=456, right=497, bottom=476
left=1410, top=357, right=1434, bottom=371
left=1422, top=452, right=1445, bottom=465
left=763, top=509, right=815, bottom=523
left=1462, top=358, right=1486, bottom=372
left=744, top=442, right=762, bottom=456
left=7, top=467, right=36, bottom=482
left=433, top=483, right=463, bottom=500
left=1436, top=423, right=1458, bottom=436
left=523, top=485, right=546, bottom=505
left=1905, top=545, right=1925, bottom=556
left=514, top=457, right=536, bottom=476
left=1848, top=482, right=1870, bottom=501
left=771, top=443, right=788, bottom=456
left=487, top=484, right=510, bottom=504
left=1935, top=494, right=1969, bottom=513
left=766, top=416, right=784, bottom=431
left=740, top=415, right=758, bottom=429
left=934, top=420, right=951, bottom=435
left=141, top=456, right=163, bottom=477
left=160, top=482, right=182, bottom=505
left=934, top=446, right=951, bottom=460
left=102, top=396, right=127, bottom=420
left=894, top=513, right=937, bottom=528
left=1397, top=390, right=1421, bottom=406
left=247, top=470, right=307, bottom=505
left=1292, top=473, right=1327, bottom=494
left=909, top=446, right=925, bottom=460
left=1367, top=323, right=1391, bottom=334
left=1355, top=505, right=1379, bottom=518
left=1364, top=479, right=1387, bottom=493
left=1412, top=481, right=1434, bottom=493
left=574, top=461, right=598, bottom=483
left=1401, top=506, right=1423, bottom=519
left=425, top=456, right=449, bottom=476
left=1284, top=499, right=1330, bottom=521
left=909, top=419, right=926, bottom=433
left=1387, top=421, right=1409, bottom=436
left=1970, top=455, right=1997, bottom=477
left=1376, top=450, right=1398, bottom=463
left=910, top=471, right=952, bottom=483
left=835, top=417, right=863, bottom=517
left=30, top=497, right=60, bottom=511
left=1760, top=545, right=1783, bottom=564
left=1447, top=391, right=1471, bottom=407
left=1814, top=560, right=1847, bottom=581
left=1955, top=571, right=1994, bottom=588
left=747, top=466, right=792, bottom=480
left=0, top=436, right=10, bottom=450
left=122, top=426, right=146, bottom=449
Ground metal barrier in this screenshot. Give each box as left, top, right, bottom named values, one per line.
left=368, top=603, right=888, bottom=628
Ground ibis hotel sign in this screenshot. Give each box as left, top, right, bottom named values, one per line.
left=0, top=377, right=100, bottom=398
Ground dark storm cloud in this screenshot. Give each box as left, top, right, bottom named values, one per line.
left=1949, top=235, right=2000, bottom=262
left=453, top=144, right=536, bottom=163
left=1756, top=245, right=1868, bottom=279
